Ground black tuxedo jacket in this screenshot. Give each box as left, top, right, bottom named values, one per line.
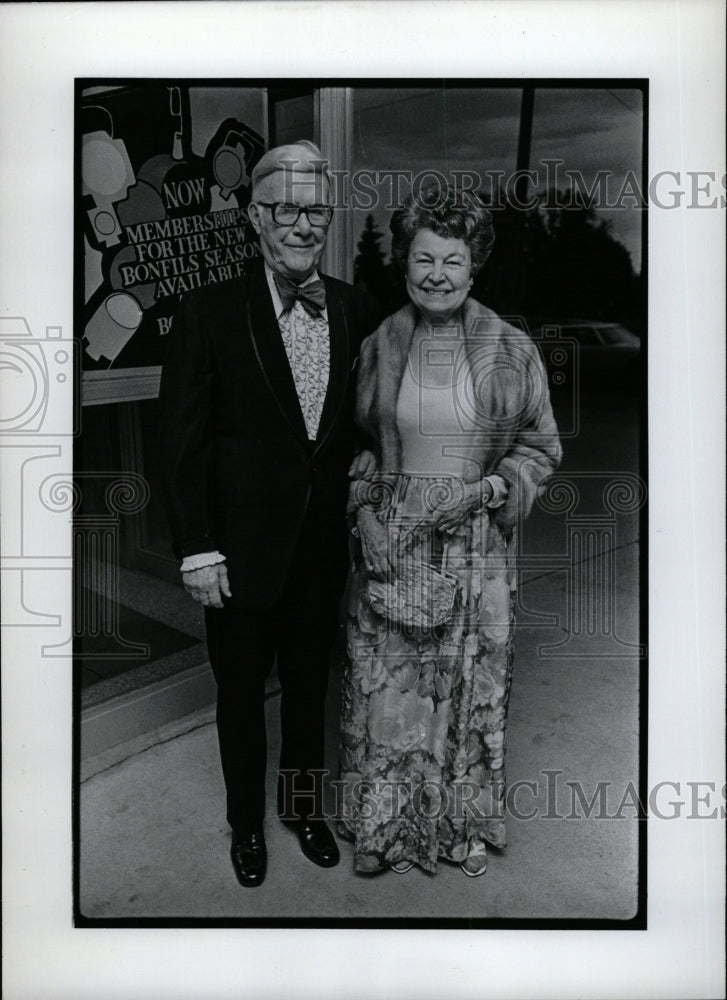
left=158, top=260, right=378, bottom=609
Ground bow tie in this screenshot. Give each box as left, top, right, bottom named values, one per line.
left=273, top=273, right=327, bottom=318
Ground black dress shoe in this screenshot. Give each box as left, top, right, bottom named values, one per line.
left=230, top=828, right=267, bottom=887
left=293, top=819, right=340, bottom=868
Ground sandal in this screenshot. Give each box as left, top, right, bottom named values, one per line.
left=460, top=842, right=488, bottom=878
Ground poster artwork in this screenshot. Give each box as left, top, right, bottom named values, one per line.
left=81, top=85, right=265, bottom=371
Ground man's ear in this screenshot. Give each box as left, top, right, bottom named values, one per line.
left=248, top=201, right=263, bottom=235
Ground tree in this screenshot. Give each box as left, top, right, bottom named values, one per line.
left=473, top=186, right=642, bottom=335
left=353, top=214, right=387, bottom=294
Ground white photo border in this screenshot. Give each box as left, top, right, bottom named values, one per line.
left=1, top=2, right=724, bottom=998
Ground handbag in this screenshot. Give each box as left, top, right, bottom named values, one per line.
left=366, top=553, right=458, bottom=628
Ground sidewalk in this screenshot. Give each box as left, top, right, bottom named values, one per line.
left=79, top=540, right=641, bottom=923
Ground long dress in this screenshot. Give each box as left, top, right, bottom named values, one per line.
left=338, top=328, right=516, bottom=874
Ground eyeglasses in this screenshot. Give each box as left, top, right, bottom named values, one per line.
left=257, top=202, right=334, bottom=227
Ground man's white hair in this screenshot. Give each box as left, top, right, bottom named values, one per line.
left=250, top=139, right=332, bottom=200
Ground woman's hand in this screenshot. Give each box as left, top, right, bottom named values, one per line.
left=357, top=507, right=395, bottom=581
left=348, top=449, right=377, bottom=481
left=431, top=480, right=492, bottom=535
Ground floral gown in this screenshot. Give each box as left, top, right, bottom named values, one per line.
left=338, top=474, right=516, bottom=874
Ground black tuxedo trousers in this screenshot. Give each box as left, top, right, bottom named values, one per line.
left=205, top=490, right=342, bottom=833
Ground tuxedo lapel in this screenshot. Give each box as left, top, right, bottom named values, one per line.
left=245, top=265, right=309, bottom=446
left=314, top=277, right=351, bottom=454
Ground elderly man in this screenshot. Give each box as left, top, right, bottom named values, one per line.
left=158, top=140, right=377, bottom=887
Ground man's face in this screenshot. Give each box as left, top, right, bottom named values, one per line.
left=248, top=168, right=331, bottom=281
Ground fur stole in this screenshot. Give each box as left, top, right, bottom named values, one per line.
left=354, top=297, right=562, bottom=528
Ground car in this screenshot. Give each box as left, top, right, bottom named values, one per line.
left=528, top=320, right=642, bottom=396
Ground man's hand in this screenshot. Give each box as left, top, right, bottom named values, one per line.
left=348, top=449, right=377, bottom=481
left=431, top=481, right=488, bottom=534
left=182, top=563, right=232, bottom=608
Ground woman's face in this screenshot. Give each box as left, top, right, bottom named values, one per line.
left=405, top=228, right=472, bottom=323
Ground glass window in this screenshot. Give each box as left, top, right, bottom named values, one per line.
left=529, top=88, right=643, bottom=274
left=271, top=92, right=314, bottom=146
left=352, top=86, right=522, bottom=264
left=350, top=84, right=644, bottom=334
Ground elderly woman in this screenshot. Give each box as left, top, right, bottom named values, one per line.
left=338, top=183, right=562, bottom=876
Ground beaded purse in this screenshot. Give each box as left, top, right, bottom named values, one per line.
left=366, top=559, right=458, bottom=628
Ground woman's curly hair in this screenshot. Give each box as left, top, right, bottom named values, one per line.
left=390, top=181, right=495, bottom=275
